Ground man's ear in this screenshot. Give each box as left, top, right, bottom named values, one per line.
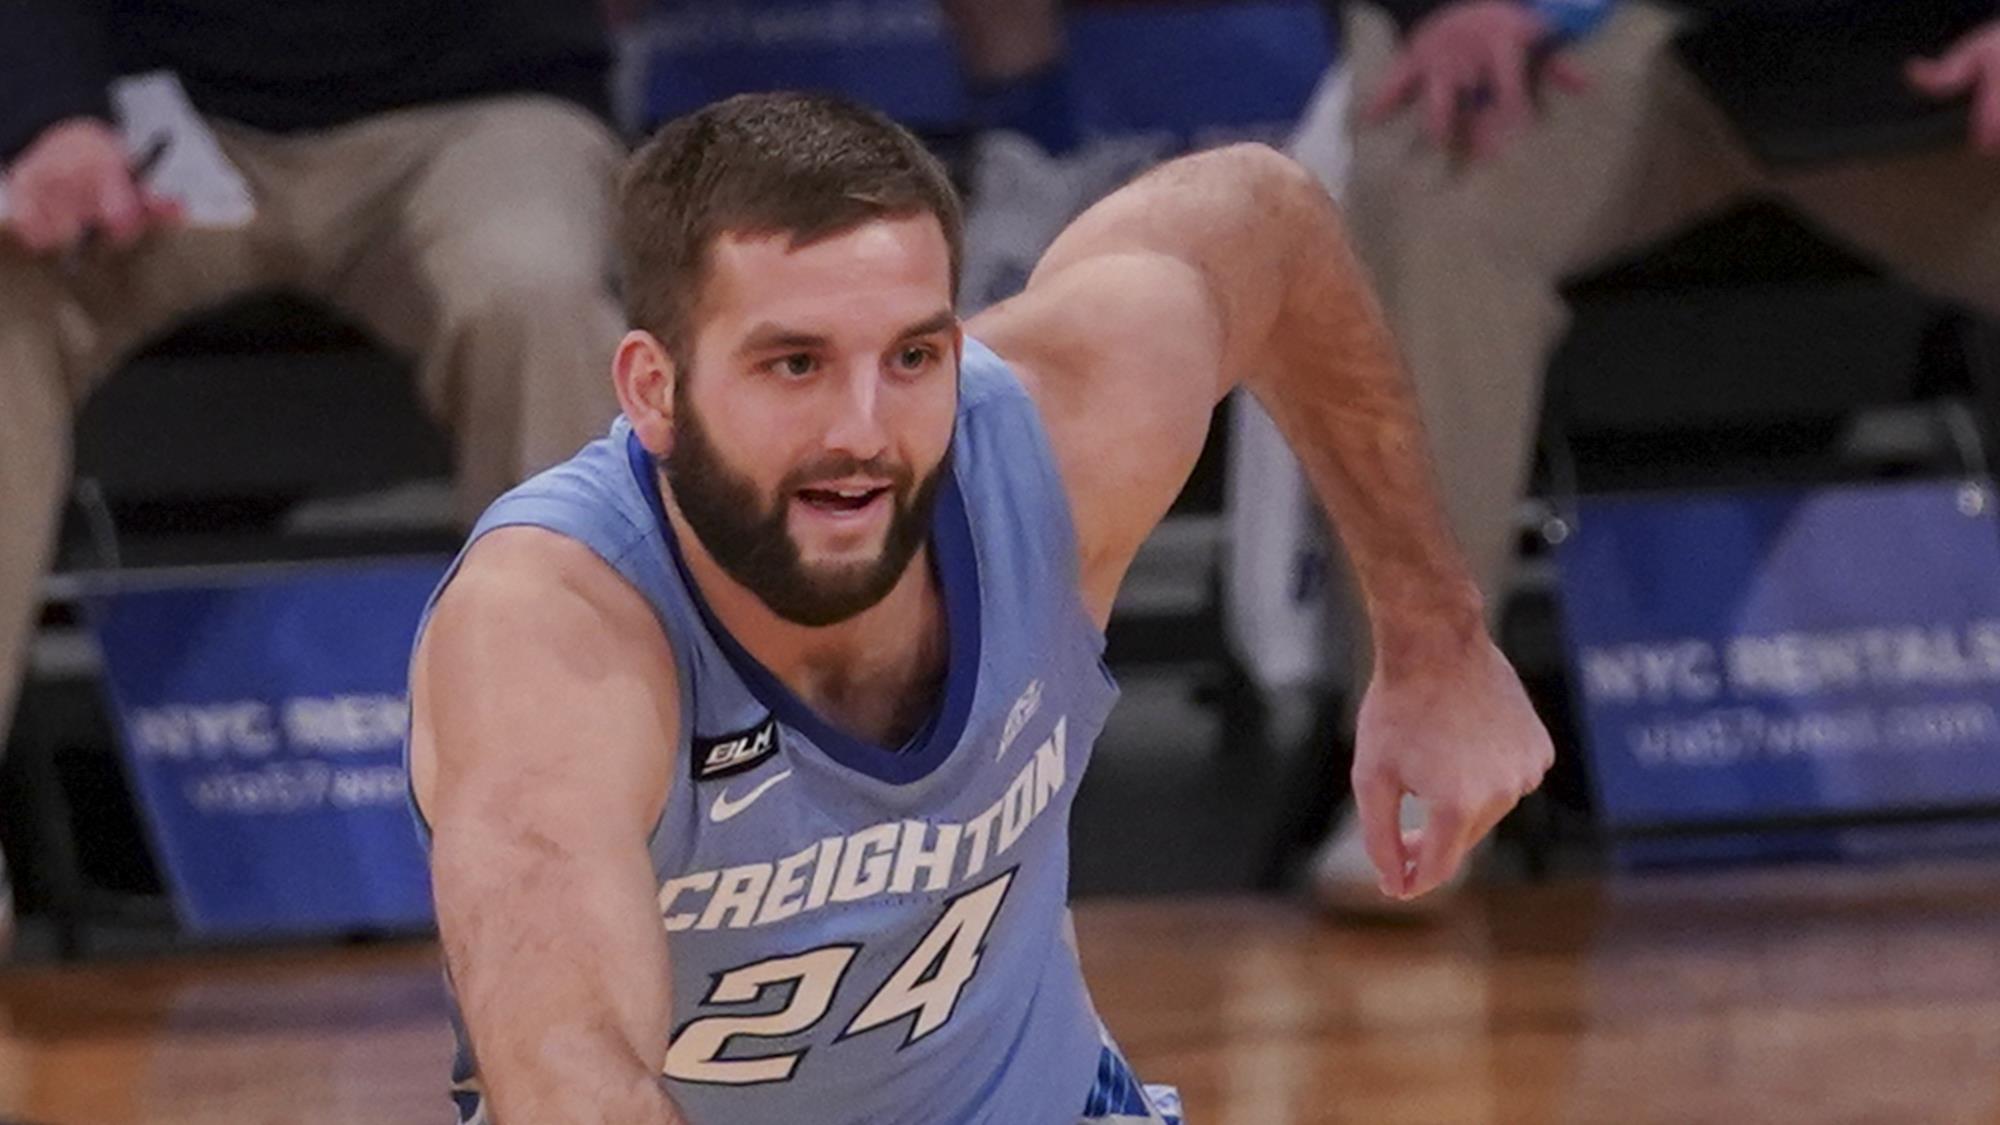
left=614, top=329, right=678, bottom=457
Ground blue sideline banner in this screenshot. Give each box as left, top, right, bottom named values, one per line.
left=1555, top=482, right=2000, bottom=844
left=87, top=560, right=446, bottom=936
left=634, top=0, right=969, bottom=131
left=1066, top=1, right=1336, bottom=144
left=632, top=0, right=1335, bottom=142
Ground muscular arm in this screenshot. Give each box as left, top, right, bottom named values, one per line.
left=970, top=143, right=1551, bottom=899
left=410, top=528, right=686, bottom=1124
left=972, top=143, right=1479, bottom=656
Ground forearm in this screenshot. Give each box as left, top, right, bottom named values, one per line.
left=1009, top=144, right=1483, bottom=649
left=437, top=834, right=683, bottom=1124
left=1225, top=152, right=1486, bottom=668
left=415, top=535, right=691, bottom=1123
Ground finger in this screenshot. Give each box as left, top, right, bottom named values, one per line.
left=5, top=181, right=36, bottom=245
left=1364, top=55, right=1422, bottom=125
left=37, top=170, right=101, bottom=254
left=1405, top=800, right=1470, bottom=899
left=1518, top=766, right=1545, bottom=801
left=7, top=172, right=53, bottom=251
left=1465, top=106, right=1506, bottom=164
left=11, top=199, right=57, bottom=254
left=1474, top=40, right=1533, bottom=159
left=1975, top=68, right=2000, bottom=152
left=40, top=212, right=85, bottom=256
left=1517, top=745, right=1554, bottom=799
left=92, top=167, right=146, bottom=248
left=1908, top=51, right=1975, bottom=98
left=28, top=192, right=87, bottom=256
left=1420, top=69, right=1466, bottom=153
left=1353, top=767, right=1411, bottom=898
left=1467, top=791, right=1519, bottom=852
left=1544, top=54, right=1593, bottom=95
left=142, top=191, right=185, bottom=226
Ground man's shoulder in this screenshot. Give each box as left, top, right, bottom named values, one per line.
left=440, top=527, right=666, bottom=656
left=411, top=531, right=678, bottom=836
left=456, top=524, right=614, bottom=589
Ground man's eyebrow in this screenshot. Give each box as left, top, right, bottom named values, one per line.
left=896, top=310, right=958, bottom=340
left=735, top=310, right=956, bottom=356
left=735, top=323, right=829, bottom=355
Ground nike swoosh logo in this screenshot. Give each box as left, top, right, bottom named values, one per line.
left=710, top=769, right=793, bottom=823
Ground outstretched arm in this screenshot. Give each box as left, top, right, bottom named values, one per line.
left=410, top=528, right=686, bottom=1124
left=968, top=143, right=1552, bottom=900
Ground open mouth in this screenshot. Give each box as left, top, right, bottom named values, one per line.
left=796, top=485, right=889, bottom=515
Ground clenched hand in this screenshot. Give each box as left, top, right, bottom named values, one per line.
left=1352, top=632, right=1554, bottom=900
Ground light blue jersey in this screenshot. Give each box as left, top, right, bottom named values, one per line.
left=412, top=340, right=1175, bottom=1125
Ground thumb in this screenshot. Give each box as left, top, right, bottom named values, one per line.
left=142, top=190, right=184, bottom=227
left=1353, top=767, right=1411, bottom=897
left=1909, top=51, right=1976, bottom=98
left=1363, top=54, right=1422, bottom=125
left=1544, top=53, right=1593, bottom=95
left=91, top=165, right=146, bottom=248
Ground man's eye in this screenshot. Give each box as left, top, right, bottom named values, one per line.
left=770, top=354, right=815, bottom=378
left=896, top=346, right=935, bottom=372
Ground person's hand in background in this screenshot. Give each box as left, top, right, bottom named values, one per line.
left=1363, top=0, right=1591, bottom=161
left=3, top=117, right=181, bottom=255
left=1909, top=20, right=2000, bottom=154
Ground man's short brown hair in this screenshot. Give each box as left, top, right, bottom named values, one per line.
left=618, top=91, right=964, bottom=361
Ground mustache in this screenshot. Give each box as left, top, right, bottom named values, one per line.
left=780, top=454, right=914, bottom=493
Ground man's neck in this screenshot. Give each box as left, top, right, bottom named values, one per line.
left=663, top=490, right=949, bottom=748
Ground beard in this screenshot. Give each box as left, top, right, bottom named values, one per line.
left=663, top=378, right=950, bottom=628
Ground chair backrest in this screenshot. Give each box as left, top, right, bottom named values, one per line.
left=63, top=293, right=457, bottom=572
left=1541, top=198, right=1966, bottom=494
left=74, top=293, right=450, bottom=509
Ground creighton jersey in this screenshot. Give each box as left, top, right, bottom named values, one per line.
left=413, top=339, right=1137, bottom=1125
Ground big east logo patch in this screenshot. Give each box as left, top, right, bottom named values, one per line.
left=692, top=717, right=780, bottom=781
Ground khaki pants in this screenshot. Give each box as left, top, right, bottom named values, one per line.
left=1345, top=2, right=2000, bottom=606
left=0, top=94, right=626, bottom=739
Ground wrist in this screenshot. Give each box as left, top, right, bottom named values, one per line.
left=1369, top=581, right=1489, bottom=679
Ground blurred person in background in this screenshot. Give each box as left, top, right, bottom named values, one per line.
left=941, top=0, right=1180, bottom=312
left=0, top=0, right=628, bottom=947
left=1311, top=0, right=2000, bottom=912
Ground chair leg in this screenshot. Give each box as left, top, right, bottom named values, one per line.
left=13, top=690, right=90, bottom=960
left=1254, top=684, right=1352, bottom=890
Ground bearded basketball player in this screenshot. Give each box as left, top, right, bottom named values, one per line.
left=405, top=91, right=1553, bottom=1124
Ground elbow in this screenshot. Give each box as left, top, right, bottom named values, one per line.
left=1208, top=141, right=1325, bottom=205
left=1165, top=141, right=1323, bottom=207
left=1200, top=142, right=1345, bottom=268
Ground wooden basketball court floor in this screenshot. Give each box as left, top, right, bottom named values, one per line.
left=0, top=861, right=1995, bottom=1124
